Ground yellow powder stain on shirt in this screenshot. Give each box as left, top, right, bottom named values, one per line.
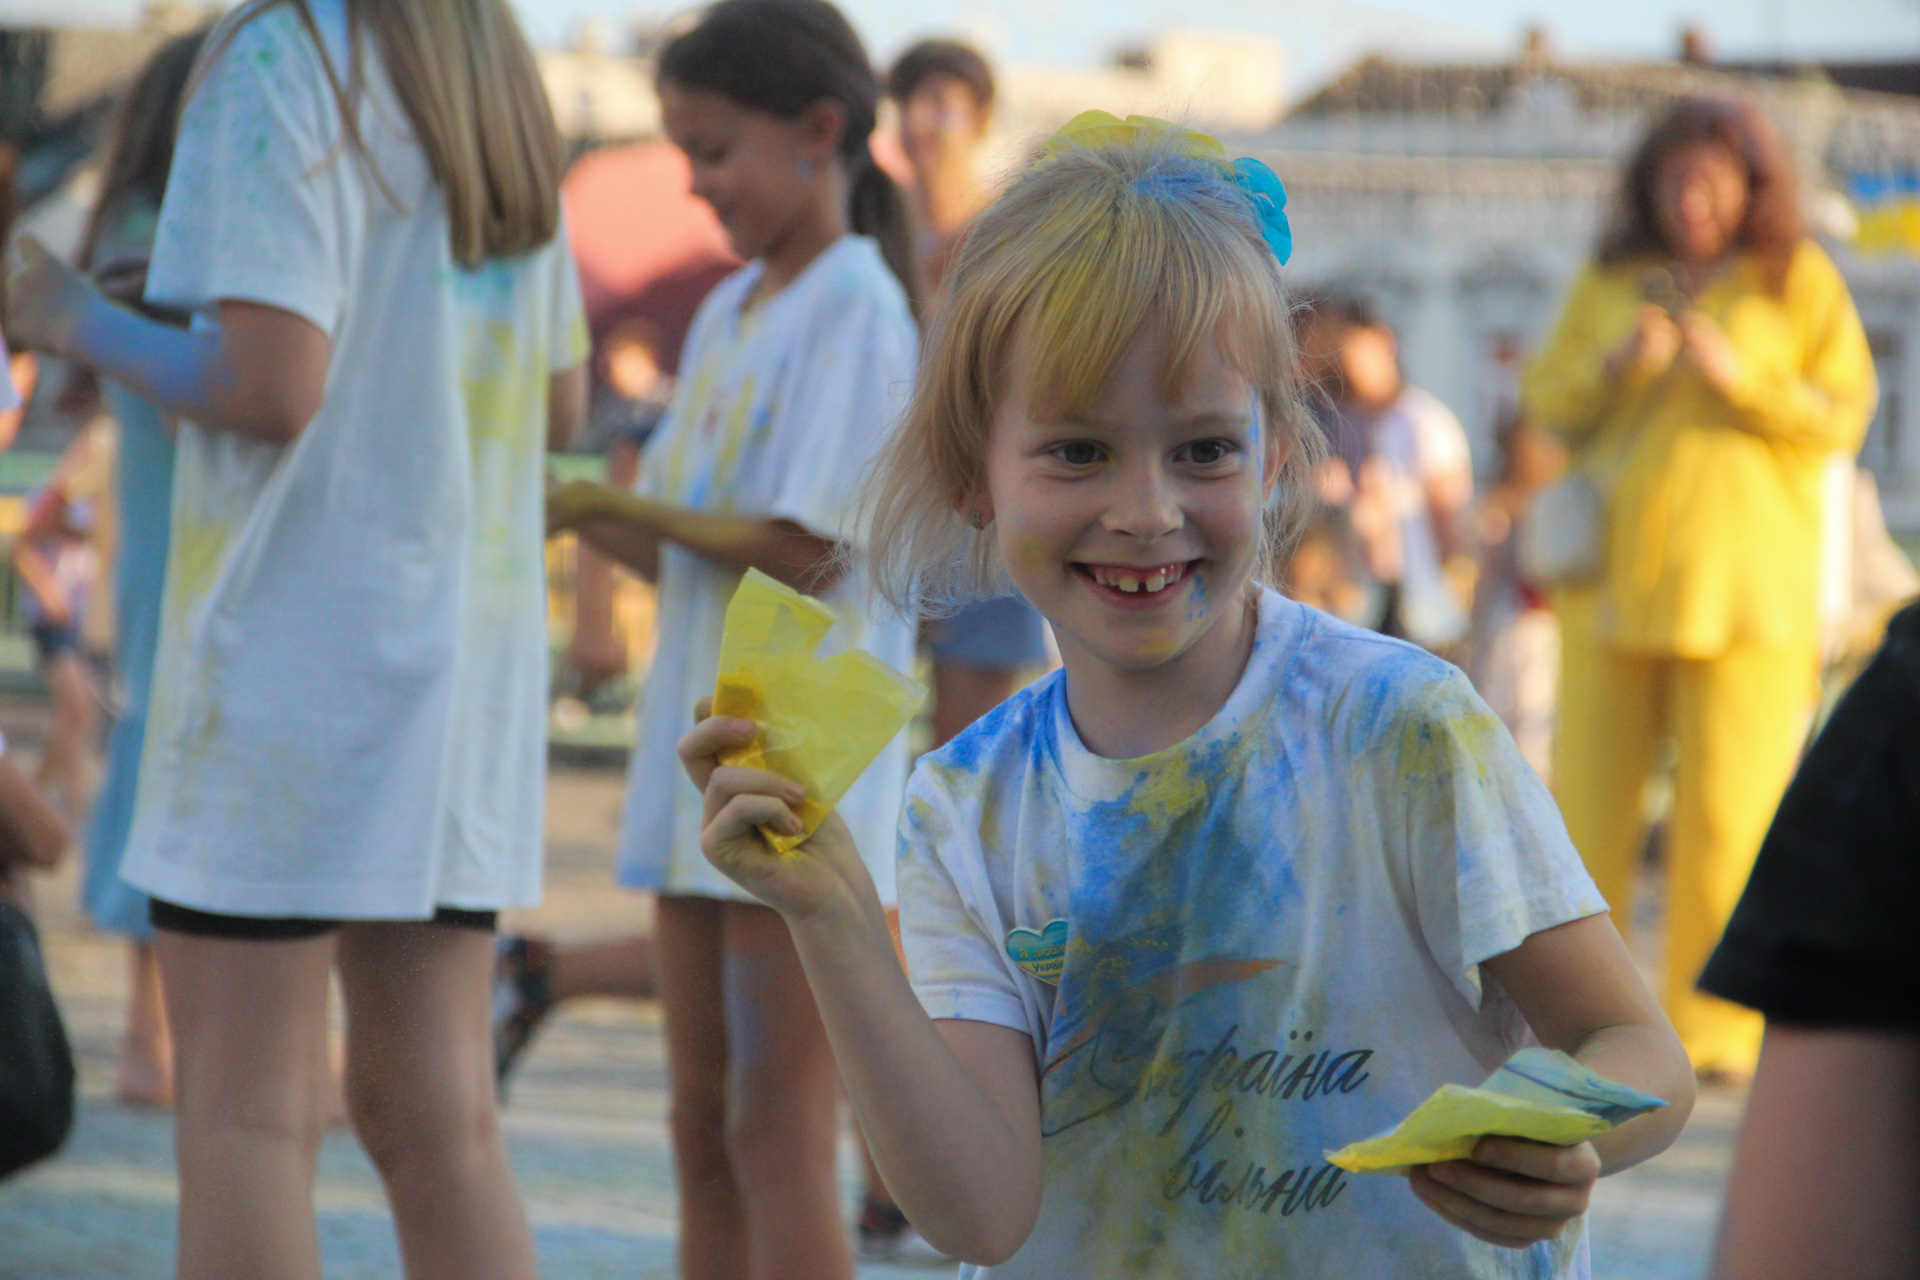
left=1123, top=748, right=1210, bottom=825
left=167, top=514, right=235, bottom=616
left=1395, top=690, right=1506, bottom=787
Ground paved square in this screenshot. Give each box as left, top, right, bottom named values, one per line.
left=0, top=765, right=1739, bottom=1278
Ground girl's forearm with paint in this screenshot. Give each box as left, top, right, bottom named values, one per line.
left=15, top=236, right=587, bottom=454
left=8, top=239, right=329, bottom=444
left=550, top=478, right=840, bottom=593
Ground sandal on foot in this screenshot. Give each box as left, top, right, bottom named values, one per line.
left=491, top=935, right=555, bottom=1096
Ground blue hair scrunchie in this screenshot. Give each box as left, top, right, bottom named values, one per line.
left=1230, top=157, right=1291, bottom=266
left=1044, top=114, right=1294, bottom=265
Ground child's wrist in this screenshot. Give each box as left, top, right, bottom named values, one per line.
left=786, top=879, right=890, bottom=954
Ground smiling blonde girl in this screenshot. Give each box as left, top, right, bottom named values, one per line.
left=679, top=116, right=1695, bottom=1278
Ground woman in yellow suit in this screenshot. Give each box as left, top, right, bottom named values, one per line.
left=1523, top=97, right=1876, bottom=1079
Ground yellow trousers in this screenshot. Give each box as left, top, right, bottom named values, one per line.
left=1553, top=628, right=1816, bottom=1075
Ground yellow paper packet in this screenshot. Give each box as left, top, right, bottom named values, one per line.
left=1326, top=1048, right=1666, bottom=1175
left=711, top=569, right=926, bottom=853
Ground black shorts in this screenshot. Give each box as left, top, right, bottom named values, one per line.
left=150, top=899, right=498, bottom=941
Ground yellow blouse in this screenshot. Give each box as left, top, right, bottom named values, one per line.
left=1521, top=241, right=1876, bottom=657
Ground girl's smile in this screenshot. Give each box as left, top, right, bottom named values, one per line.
left=1075, top=559, right=1194, bottom=605
left=982, top=320, right=1282, bottom=754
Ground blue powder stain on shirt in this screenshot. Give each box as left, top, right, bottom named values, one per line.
left=932, top=675, right=1056, bottom=776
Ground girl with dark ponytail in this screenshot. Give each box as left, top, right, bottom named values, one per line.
left=653, top=0, right=922, bottom=316
left=543, top=1, right=921, bottom=1274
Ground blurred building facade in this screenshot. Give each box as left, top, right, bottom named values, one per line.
left=1240, top=36, right=1920, bottom=538
left=13, top=10, right=1920, bottom=539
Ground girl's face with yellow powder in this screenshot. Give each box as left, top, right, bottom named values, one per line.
left=981, top=324, right=1278, bottom=676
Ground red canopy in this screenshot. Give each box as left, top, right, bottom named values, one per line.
left=562, top=141, right=738, bottom=375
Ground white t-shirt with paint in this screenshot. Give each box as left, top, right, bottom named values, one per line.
left=122, top=0, right=588, bottom=917
left=617, top=236, right=917, bottom=904
left=900, top=590, right=1608, bottom=1279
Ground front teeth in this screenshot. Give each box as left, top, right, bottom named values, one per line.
left=1091, top=563, right=1185, bottom=593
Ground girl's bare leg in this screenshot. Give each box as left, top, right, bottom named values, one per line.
left=655, top=895, right=747, bottom=1280
left=336, top=921, right=537, bottom=1280
left=549, top=934, right=655, bottom=1001
left=722, top=900, right=853, bottom=1280
left=156, top=929, right=336, bottom=1280
left=115, top=940, right=174, bottom=1107
left=37, top=651, right=97, bottom=814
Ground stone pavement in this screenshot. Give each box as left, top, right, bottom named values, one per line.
left=0, top=758, right=1743, bottom=1279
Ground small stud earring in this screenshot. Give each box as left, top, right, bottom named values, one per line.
left=969, top=510, right=986, bottom=530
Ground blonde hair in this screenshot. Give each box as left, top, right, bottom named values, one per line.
left=862, top=128, right=1321, bottom=615
left=195, top=0, right=562, bottom=267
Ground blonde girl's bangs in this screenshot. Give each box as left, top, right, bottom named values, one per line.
left=1015, top=207, right=1291, bottom=428
left=860, top=132, right=1320, bottom=616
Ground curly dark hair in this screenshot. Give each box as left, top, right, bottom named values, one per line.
left=1597, top=96, right=1802, bottom=286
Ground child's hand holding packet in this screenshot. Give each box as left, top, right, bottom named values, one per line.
left=1327, top=1047, right=1667, bottom=1175
left=710, top=569, right=924, bottom=852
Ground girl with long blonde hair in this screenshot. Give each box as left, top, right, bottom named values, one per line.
left=7, top=1, right=587, bottom=1276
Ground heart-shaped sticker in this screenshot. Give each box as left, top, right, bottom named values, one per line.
left=1005, top=918, right=1069, bottom=985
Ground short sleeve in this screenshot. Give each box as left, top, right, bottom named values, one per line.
left=146, top=8, right=363, bottom=334
left=547, top=214, right=589, bottom=372
left=759, top=268, right=915, bottom=543
left=1699, top=604, right=1920, bottom=1029
left=897, top=774, right=1031, bottom=1033
left=1390, top=664, right=1607, bottom=1008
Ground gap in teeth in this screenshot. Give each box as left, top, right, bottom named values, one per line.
left=1091, top=563, right=1186, bottom=592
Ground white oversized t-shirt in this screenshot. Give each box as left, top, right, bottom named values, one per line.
left=122, top=0, right=588, bottom=918
left=617, top=237, right=917, bottom=904
left=901, top=591, right=1608, bottom=1279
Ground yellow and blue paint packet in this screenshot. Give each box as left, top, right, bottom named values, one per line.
left=1326, top=1047, right=1666, bottom=1174
left=711, top=569, right=925, bottom=853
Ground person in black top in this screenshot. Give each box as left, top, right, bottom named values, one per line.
left=1699, top=600, right=1920, bottom=1280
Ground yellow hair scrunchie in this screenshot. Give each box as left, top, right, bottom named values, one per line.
left=1045, top=110, right=1226, bottom=163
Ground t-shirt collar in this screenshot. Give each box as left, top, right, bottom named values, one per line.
left=731, top=234, right=862, bottom=326
left=1046, top=589, right=1303, bottom=804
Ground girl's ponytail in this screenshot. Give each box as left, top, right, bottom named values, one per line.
left=657, top=0, right=922, bottom=317
left=849, top=150, right=923, bottom=320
